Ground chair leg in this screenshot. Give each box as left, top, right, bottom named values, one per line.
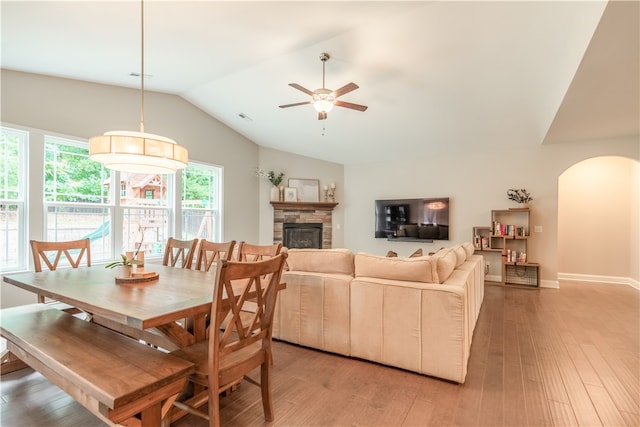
left=260, top=361, right=274, bottom=421
left=208, top=386, right=221, bottom=427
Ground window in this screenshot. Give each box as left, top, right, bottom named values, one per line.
left=2, top=125, right=219, bottom=271
left=44, top=136, right=113, bottom=263
left=182, top=162, right=222, bottom=241
left=0, top=127, right=27, bottom=272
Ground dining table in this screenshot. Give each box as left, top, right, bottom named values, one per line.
left=2, top=264, right=218, bottom=350
left=1, top=261, right=286, bottom=424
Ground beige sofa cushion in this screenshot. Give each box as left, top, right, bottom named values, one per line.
left=354, top=253, right=439, bottom=284
left=462, top=241, right=475, bottom=258
left=431, top=248, right=457, bottom=283
left=453, top=245, right=467, bottom=268
left=286, top=248, right=354, bottom=276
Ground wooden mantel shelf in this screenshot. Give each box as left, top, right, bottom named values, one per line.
left=271, top=201, right=338, bottom=211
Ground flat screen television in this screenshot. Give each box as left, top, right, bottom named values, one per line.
left=374, top=197, right=450, bottom=241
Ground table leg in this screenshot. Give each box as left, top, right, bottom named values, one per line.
left=0, top=349, right=29, bottom=375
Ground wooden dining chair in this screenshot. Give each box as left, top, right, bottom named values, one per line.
left=194, top=240, right=236, bottom=272
left=30, top=238, right=91, bottom=310
left=236, top=241, right=282, bottom=262
left=162, top=237, right=198, bottom=269
left=170, top=253, right=287, bottom=427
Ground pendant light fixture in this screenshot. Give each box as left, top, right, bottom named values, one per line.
left=89, top=0, right=188, bottom=174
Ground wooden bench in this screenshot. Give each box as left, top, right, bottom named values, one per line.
left=0, top=304, right=194, bottom=426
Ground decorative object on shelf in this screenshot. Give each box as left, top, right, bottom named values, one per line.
left=270, top=186, right=280, bottom=202
left=507, top=188, right=533, bottom=207
left=279, top=186, right=284, bottom=202
left=88, top=0, right=188, bottom=174
left=288, top=178, right=320, bottom=202
left=255, top=168, right=285, bottom=201
left=255, top=168, right=285, bottom=186
left=323, top=182, right=336, bottom=202
left=284, top=187, right=297, bottom=202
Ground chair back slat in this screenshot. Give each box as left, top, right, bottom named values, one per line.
left=211, top=254, right=286, bottom=359
left=163, top=237, right=198, bottom=269
left=195, top=240, right=236, bottom=271
left=237, top=241, right=282, bottom=262
left=30, top=239, right=91, bottom=272
left=30, top=238, right=92, bottom=304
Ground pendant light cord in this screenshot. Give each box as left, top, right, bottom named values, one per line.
left=139, top=0, right=145, bottom=133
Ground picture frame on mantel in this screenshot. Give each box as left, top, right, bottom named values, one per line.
left=288, top=178, right=319, bottom=202
left=284, top=187, right=297, bottom=202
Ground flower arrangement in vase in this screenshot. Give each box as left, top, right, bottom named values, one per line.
left=255, top=168, right=285, bottom=201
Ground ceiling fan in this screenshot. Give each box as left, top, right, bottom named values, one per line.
left=279, top=53, right=368, bottom=120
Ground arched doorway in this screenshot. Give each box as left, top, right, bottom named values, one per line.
left=558, top=156, right=639, bottom=288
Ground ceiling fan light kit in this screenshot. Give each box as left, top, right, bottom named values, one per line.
left=279, top=52, right=368, bottom=120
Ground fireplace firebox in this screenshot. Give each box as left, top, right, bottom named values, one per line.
left=283, top=223, right=323, bottom=249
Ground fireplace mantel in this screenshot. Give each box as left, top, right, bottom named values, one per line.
left=270, top=201, right=338, bottom=211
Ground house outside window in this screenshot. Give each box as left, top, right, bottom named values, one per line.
left=0, top=127, right=27, bottom=272
left=119, top=172, right=171, bottom=256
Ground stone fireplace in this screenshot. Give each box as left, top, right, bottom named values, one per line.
left=271, top=202, right=338, bottom=249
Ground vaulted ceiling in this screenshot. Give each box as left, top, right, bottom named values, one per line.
left=2, top=1, right=638, bottom=165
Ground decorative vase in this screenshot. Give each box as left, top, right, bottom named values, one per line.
left=117, top=265, right=132, bottom=278
left=270, top=186, right=280, bottom=202
left=519, top=203, right=529, bottom=209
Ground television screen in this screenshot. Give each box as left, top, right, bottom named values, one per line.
left=375, top=197, right=450, bottom=240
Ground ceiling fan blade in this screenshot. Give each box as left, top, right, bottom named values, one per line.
left=289, top=83, right=314, bottom=96
left=318, top=111, right=328, bottom=120
left=279, top=101, right=312, bottom=108
left=333, top=82, right=359, bottom=98
left=334, top=100, right=368, bottom=112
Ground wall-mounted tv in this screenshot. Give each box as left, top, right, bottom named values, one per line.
left=375, top=197, right=450, bottom=241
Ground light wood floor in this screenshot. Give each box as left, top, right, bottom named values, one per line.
left=1, top=281, right=638, bottom=426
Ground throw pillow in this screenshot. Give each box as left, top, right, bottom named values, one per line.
left=355, top=252, right=439, bottom=283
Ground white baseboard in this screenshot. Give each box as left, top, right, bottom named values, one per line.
left=540, top=279, right=559, bottom=288
left=558, top=273, right=639, bottom=290
left=486, top=274, right=501, bottom=283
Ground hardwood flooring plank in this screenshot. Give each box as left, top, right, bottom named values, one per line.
left=582, top=343, right=640, bottom=414
left=585, top=383, right=629, bottom=426
left=503, top=321, right=528, bottom=426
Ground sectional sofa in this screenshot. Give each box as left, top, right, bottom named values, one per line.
left=272, top=242, right=484, bottom=383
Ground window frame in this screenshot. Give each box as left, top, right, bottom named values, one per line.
left=0, top=126, right=28, bottom=272
left=0, top=124, right=223, bottom=272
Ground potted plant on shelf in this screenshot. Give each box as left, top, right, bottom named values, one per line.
left=255, top=168, right=285, bottom=201
left=507, top=188, right=533, bottom=208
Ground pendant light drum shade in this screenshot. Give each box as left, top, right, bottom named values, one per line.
left=88, top=0, right=188, bottom=175
left=89, top=130, right=188, bottom=174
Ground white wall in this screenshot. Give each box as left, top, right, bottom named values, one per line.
left=558, top=156, right=639, bottom=287
left=344, top=137, right=639, bottom=287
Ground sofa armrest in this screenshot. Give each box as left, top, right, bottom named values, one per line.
left=350, top=276, right=470, bottom=383
left=274, top=271, right=351, bottom=356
